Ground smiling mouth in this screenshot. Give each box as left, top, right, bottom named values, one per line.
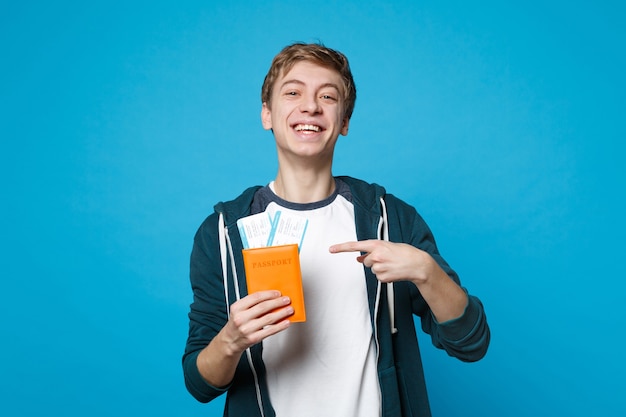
left=294, top=124, right=322, bottom=132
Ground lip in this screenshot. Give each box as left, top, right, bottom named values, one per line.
left=291, top=120, right=325, bottom=129
left=291, top=121, right=326, bottom=138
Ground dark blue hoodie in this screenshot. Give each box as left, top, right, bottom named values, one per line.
left=183, top=176, right=490, bottom=416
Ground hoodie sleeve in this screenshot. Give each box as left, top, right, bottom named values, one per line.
left=387, top=194, right=491, bottom=362
left=421, top=291, right=490, bottom=362
left=182, top=213, right=233, bottom=402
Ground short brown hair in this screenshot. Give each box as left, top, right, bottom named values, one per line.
left=261, top=43, right=357, bottom=119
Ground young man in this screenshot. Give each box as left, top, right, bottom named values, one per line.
left=183, top=43, right=490, bottom=417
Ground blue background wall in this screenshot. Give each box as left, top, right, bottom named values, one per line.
left=2, top=1, right=624, bottom=416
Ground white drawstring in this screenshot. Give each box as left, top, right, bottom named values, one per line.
left=217, top=212, right=265, bottom=417
left=379, top=198, right=398, bottom=335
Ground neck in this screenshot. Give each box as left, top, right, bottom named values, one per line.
left=273, top=167, right=335, bottom=203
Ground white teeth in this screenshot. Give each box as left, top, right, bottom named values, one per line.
left=295, top=124, right=321, bottom=132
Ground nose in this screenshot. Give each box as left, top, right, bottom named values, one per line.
left=299, top=93, right=321, bottom=114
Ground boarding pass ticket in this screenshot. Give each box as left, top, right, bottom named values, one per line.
left=237, top=210, right=308, bottom=250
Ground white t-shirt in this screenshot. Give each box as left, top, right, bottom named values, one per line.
left=259, top=182, right=380, bottom=417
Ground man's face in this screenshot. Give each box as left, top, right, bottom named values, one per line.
left=261, top=61, right=350, bottom=163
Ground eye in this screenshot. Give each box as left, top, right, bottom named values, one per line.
left=321, top=94, right=337, bottom=101
left=285, top=90, right=299, bottom=96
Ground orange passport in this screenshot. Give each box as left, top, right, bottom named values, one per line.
left=242, top=244, right=306, bottom=322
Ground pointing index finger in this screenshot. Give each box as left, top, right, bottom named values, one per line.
left=329, top=240, right=376, bottom=254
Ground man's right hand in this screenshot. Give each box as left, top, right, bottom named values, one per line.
left=196, top=290, right=293, bottom=387
left=224, top=290, right=294, bottom=354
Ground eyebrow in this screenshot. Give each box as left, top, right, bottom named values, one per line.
left=279, top=79, right=341, bottom=92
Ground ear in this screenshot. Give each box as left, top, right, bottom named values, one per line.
left=340, top=116, right=350, bottom=136
left=261, top=102, right=272, bottom=130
